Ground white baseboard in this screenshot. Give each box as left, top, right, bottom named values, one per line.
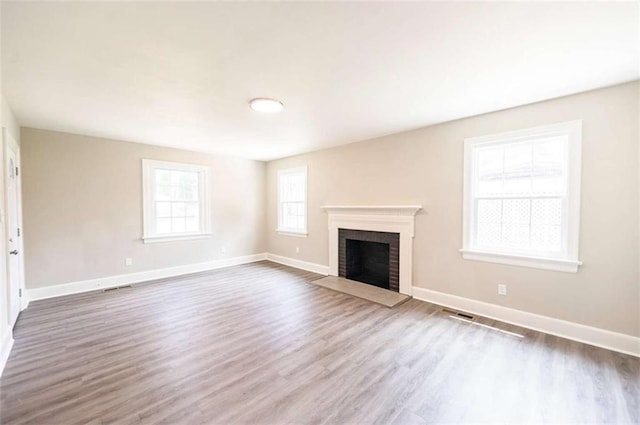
left=412, top=286, right=640, bottom=357
left=27, top=253, right=268, bottom=302
left=0, top=329, right=14, bottom=378
left=266, top=253, right=329, bottom=275
left=21, top=292, right=29, bottom=311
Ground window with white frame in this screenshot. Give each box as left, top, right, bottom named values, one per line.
left=277, top=166, right=307, bottom=235
left=142, top=159, right=211, bottom=243
left=461, top=121, right=582, bottom=272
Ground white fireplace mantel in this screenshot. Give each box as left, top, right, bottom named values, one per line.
left=321, top=205, right=422, bottom=216
left=321, top=205, right=422, bottom=296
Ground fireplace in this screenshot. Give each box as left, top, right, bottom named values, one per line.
left=322, top=205, right=421, bottom=296
left=339, top=229, right=400, bottom=292
left=347, top=240, right=389, bottom=288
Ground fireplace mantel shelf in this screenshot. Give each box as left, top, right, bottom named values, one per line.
left=321, top=205, right=422, bottom=216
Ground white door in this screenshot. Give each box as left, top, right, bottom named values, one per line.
left=4, top=129, right=22, bottom=327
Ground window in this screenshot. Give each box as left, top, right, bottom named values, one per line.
left=461, top=121, right=582, bottom=272
left=277, top=166, right=307, bottom=236
left=142, top=159, right=211, bottom=243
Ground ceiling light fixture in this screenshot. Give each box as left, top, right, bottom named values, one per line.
left=249, top=98, right=284, bottom=114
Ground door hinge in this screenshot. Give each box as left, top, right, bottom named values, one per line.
left=17, top=228, right=20, bottom=237
left=15, top=167, right=19, bottom=177
left=19, top=288, right=22, bottom=298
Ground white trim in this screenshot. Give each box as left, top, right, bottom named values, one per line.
left=3, top=128, right=26, bottom=326
left=322, top=205, right=422, bottom=296
left=14, top=142, right=26, bottom=314
left=142, top=159, right=212, bottom=242
left=27, top=253, right=267, bottom=302
left=412, top=286, right=640, bottom=357
left=142, top=232, right=213, bottom=244
left=277, top=166, right=308, bottom=235
left=459, top=249, right=582, bottom=273
left=0, top=329, right=14, bottom=378
left=321, top=205, right=422, bottom=216
left=266, top=253, right=329, bottom=275
left=462, top=120, right=582, bottom=272
left=276, top=229, right=308, bottom=238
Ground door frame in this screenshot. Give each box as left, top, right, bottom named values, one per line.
left=2, top=128, right=26, bottom=324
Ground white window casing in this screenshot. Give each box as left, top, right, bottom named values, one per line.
left=142, top=159, right=212, bottom=243
left=277, top=166, right=308, bottom=236
left=461, top=120, right=582, bottom=272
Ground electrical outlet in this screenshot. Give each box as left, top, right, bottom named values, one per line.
left=498, top=284, right=507, bottom=296
left=125, top=257, right=133, bottom=267
left=221, top=246, right=227, bottom=254
left=295, top=247, right=300, bottom=253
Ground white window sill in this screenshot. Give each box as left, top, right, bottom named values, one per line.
left=142, top=233, right=212, bottom=244
left=459, top=249, right=582, bottom=273
left=276, top=229, right=308, bottom=238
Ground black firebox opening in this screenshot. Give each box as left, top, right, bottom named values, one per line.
left=345, top=239, right=390, bottom=290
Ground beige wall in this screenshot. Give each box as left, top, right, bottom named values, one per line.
left=266, top=81, right=640, bottom=337
left=2, top=97, right=20, bottom=144
left=21, top=128, right=266, bottom=289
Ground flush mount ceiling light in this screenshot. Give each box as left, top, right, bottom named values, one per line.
left=249, top=98, right=284, bottom=114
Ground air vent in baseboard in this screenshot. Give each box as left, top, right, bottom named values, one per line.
left=443, top=308, right=524, bottom=338
left=102, top=285, right=133, bottom=293
left=442, top=307, right=475, bottom=321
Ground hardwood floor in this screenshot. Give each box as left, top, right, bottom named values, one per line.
left=1, top=261, right=638, bottom=424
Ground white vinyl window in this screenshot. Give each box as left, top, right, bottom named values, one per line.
left=461, top=121, right=582, bottom=272
left=277, top=166, right=308, bottom=236
left=142, top=159, right=211, bottom=243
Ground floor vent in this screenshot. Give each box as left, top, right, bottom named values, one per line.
left=444, top=308, right=524, bottom=338
left=456, top=312, right=475, bottom=320
left=442, top=308, right=475, bottom=321
left=102, top=285, right=133, bottom=292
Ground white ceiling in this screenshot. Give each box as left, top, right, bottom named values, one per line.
left=2, top=2, right=638, bottom=161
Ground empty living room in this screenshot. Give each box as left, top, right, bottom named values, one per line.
left=0, top=1, right=639, bottom=424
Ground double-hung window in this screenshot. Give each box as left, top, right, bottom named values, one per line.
left=142, top=159, right=211, bottom=243
left=277, top=166, right=308, bottom=236
left=461, top=121, right=582, bottom=272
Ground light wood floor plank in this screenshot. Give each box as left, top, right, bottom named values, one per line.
left=1, top=261, right=638, bottom=424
